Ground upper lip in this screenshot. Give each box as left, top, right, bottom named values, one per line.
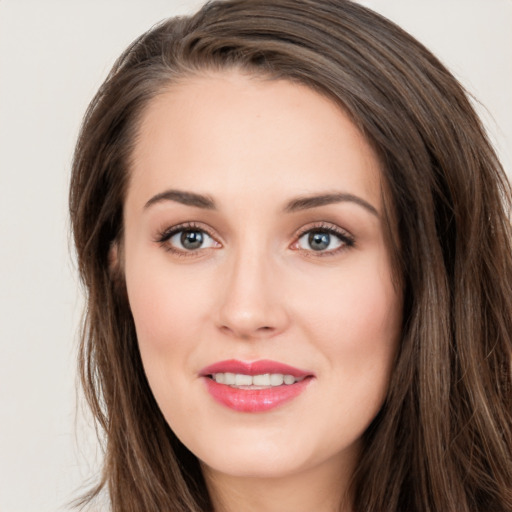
left=200, top=359, right=313, bottom=378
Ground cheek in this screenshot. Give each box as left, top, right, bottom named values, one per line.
left=297, top=255, right=401, bottom=400
left=299, top=254, right=400, bottom=340
left=124, top=258, right=212, bottom=419
left=124, top=253, right=210, bottom=356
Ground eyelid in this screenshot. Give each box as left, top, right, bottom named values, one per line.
left=155, top=221, right=211, bottom=241
left=290, top=221, right=355, bottom=255
left=154, top=221, right=222, bottom=255
left=154, top=220, right=354, bottom=257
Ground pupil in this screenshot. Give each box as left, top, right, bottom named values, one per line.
left=309, top=231, right=330, bottom=251
left=181, top=230, right=203, bottom=249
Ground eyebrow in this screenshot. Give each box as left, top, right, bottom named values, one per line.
left=144, top=189, right=216, bottom=210
left=144, top=189, right=378, bottom=217
left=284, top=193, right=379, bottom=216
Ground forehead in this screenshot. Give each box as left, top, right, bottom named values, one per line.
left=128, top=71, right=383, bottom=210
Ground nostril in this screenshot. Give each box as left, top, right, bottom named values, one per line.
left=218, top=324, right=276, bottom=339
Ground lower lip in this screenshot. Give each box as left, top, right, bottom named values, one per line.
left=203, top=377, right=312, bottom=412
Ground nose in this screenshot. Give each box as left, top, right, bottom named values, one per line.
left=215, top=248, right=290, bottom=340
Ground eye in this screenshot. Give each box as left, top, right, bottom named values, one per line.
left=298, top=230, right=342, bottom=252
left=156, top=224, right=220, bottom=254
left=294, top=225, right=354, bottom=254
left=171, top=229, right=217, bottom=250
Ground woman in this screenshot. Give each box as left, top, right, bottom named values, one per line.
left=69, top=0, right=512, bottom=510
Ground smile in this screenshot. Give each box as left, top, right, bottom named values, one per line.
left=210, top=372, right=302, bottom=387
left=200, top=360, right=314, bottom=413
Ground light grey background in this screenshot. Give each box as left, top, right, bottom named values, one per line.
left=0, top=1, right=510, bottom=511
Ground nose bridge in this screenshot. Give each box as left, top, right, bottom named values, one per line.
left=216, top=235, right=287, bottom=338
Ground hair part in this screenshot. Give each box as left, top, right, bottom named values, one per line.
left=70, top=1, right=512, bottom=510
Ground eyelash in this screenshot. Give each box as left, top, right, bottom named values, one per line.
left=154, top=221, right=355, bottom=257
left=155, top=222, right=220, bottom=257
left=293, top=222, right=355, bottom=257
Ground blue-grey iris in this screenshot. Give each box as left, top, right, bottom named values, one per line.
left=181, top=230, right=203, bottom=250
left=309, top=232, right=330, bottom=251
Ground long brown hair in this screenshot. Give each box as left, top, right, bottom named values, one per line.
left=70, top=1, right=512, bottom=510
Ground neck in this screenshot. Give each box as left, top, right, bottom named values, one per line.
left=202, top=451, right=356, bottom=512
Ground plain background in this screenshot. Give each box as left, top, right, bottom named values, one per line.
left=0, top=1, right=510, bottom=511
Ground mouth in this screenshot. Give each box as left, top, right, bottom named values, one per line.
left=209, top=372, right=305, bottom=388
left=200, top=359, right=314, bottom=412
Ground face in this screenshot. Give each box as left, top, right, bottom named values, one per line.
left=122, top=71, right=402, bottom=483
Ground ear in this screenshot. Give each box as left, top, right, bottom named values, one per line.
left=108, top=240, right=123, bottom=280
left=108, top=239, right=130, bottom=305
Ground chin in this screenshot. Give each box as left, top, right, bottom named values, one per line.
left=183, top=422, right=353, bottom=483
left=200, top=449, right=310, bottom=480
left=175, top=422, right=303, bottom=475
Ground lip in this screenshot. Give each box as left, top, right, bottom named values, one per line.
left=200, top=359, right=312, bottom=378
left=200, top=359, right=314, bottom=413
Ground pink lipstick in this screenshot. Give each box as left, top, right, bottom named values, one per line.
left=200, top=359, right=314, bottom=412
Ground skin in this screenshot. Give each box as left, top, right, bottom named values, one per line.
left=121, top=71, right=403, bottom=512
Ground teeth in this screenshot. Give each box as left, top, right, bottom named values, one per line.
left=283, top=374, right=296, bottom=385
left=253, top=374, right=271, bottom=386
left=211, top=373, right=300, bottom=387
left=235, top=374, right=252, bottom=386
left=224, top=372, right=236, bottom=385
left=270, top=374, right=284, bottom=386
